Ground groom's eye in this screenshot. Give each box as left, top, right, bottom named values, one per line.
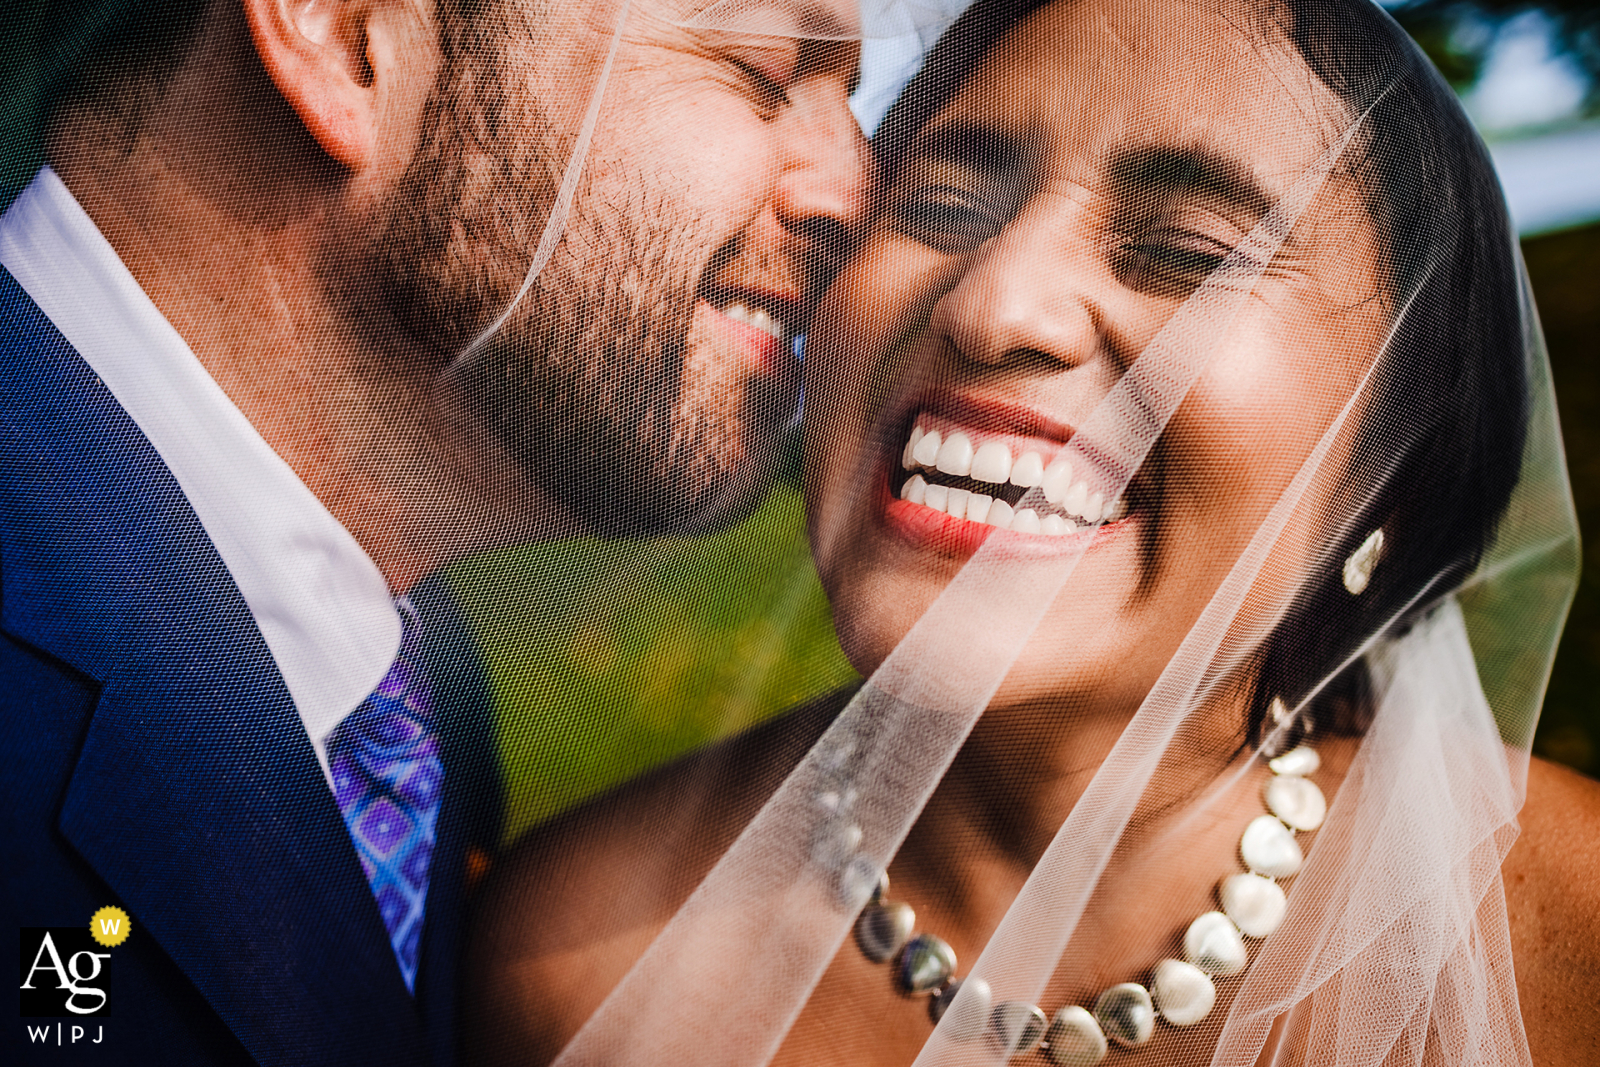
left=718, top=40, right=801, bottom=118
left=727, top=58, right=794, bottom=116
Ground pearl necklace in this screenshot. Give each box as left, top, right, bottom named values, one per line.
left=846, top=744, right=1327, bottom=1064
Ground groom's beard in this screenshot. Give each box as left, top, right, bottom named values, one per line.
left=370, top=48, right=791, bottom=536
left=453, top=196, right=790, bottom=537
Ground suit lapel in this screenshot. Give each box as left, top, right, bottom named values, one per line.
left=410, top=574, right=501, bottom=1067
left=0, top=270, right=429, bottom=1066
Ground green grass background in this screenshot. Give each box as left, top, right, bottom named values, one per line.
left=446, top=484, right=856, bottom=845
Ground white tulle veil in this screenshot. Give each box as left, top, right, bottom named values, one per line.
left=461, top=1, right=1579, bottom=1066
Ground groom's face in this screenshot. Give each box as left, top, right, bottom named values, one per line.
left=378, top=0, right=866, bottom=534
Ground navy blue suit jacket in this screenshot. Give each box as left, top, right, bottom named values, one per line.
left=0, top=268, right=496, bottom=1065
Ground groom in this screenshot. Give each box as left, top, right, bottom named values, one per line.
left=0, top=0, right=863, bottom=1063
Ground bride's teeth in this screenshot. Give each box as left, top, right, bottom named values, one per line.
left=1041, top=458, right=1073, bottom=504
left=935, top=432, right=974, bottom=477
left=1010, top=451, right=1044, bottom=488
left=1011, top=508, right=1042, bottom=535
left=902, top=426, right=925, bottom=470
left=971, top=441, right=1012, bottom=484
left=1065, top=481, right=1089, bottom=518
left=897, top=421, right=1118, bottom=531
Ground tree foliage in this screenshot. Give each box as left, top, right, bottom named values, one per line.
left=1387, top=1, right=1599, bottom=104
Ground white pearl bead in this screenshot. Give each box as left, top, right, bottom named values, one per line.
left=1240, top=814, right=1303, bottom=878
left=1183, top=911, right=1247, bottom=975
left=1045, top=1005, right=1107, bottom=1066
left=1268, top=745, right=1321, bottom=777
left=837, top=857, right=884, bottom=910
left=810, top=815, right=862, bottom=867
left=1265, top=775, right=1327, bottom=831
left=1151, top=958, right=1216, bottom=1026
left=1220, top=873, right=1288, bottom=938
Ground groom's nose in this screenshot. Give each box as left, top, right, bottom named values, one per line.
left=774, top=75, right=870, bottom=275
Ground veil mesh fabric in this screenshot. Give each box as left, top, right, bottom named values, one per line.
left=467, top=2, right=1577, bottom=1066
left=0, top=0, right=1575, bottom=1065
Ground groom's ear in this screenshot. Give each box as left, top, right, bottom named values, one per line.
left=242, top=0, right=431, bottom=170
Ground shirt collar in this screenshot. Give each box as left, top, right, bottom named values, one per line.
left=0, top=167, right=400, bottom=770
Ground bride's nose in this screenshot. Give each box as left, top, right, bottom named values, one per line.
left=928, top=202, right=1109, bottom=373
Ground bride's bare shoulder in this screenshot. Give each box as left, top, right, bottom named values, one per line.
left=1505, top=755, right=1600, bottom=1065
left=461, top=688, right=851, bottom=1066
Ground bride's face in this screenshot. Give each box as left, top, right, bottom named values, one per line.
left=805, top=0, right=1392, bottom=710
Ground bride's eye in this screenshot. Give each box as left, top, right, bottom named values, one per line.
left=885, top=184, right=1010, bottom=254
left=1110, top=232, right=1231, bottom=297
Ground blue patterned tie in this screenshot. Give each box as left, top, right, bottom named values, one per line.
left=326, top=597, right=442, bottom=992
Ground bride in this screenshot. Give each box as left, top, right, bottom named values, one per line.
left=465, top=0, right=1599, bottom=1063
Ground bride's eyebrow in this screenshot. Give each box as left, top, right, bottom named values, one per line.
left=1102, top=144, right=1274, bottom=227
left=898, top=121, right=1036, bottom=182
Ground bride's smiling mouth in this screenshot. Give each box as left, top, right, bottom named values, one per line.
left=873, top=395, right=1139, bottom=556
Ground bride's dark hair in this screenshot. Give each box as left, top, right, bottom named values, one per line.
left=872, top=0, right=1529, bottom=744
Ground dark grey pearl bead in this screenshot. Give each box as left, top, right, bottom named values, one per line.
left=1093, top=983, right=1155, bottom=1047
left=855, top=901, right=915, bottom=963
left=990, top=1000, right=1047, bottom=1056
left=928, top=976, right=992, bottom=1039
left=896, top=933, right=957, bottom=994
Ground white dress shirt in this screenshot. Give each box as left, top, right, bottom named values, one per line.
left=0, top=167, right=401, bottom=782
